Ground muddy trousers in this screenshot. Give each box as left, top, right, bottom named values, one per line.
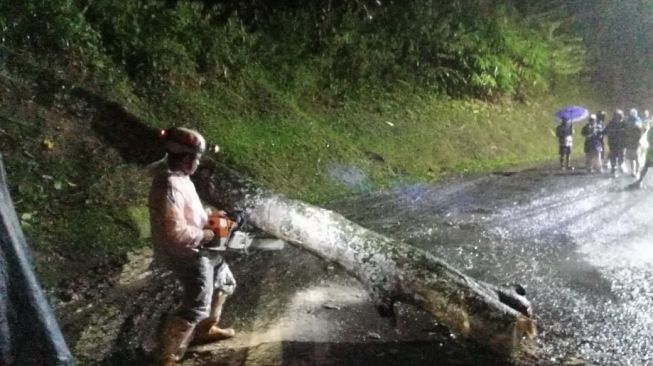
left=168, top=255, right=236, bottom=323
left=159, top=255, right=236, bottom=364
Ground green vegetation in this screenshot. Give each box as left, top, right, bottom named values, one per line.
left=571, top=0, right=653, bottom=105
left=0, top=1, right=603, bottom=285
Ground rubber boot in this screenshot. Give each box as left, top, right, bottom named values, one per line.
left=192, top=291, right=236, bottom=345
left=159, top=315, right=195, bottom=366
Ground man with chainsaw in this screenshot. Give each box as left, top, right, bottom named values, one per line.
left=149, top=127, right=236, bottom=366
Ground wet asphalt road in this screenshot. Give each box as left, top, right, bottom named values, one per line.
left=331, top=165, right=653, bottom=366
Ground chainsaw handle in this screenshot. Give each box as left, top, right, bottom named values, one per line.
left=225, top=210, right=246, bottom=230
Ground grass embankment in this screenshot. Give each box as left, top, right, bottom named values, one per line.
left=165, top=82, right=600, bottom=203
left=0, top=59, right=600, bottom=288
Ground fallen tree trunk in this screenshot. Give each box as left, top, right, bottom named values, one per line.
left=193, top=161, right=536, bottom=355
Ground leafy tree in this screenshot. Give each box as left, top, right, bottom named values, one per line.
left=0, top=0, right=589, bottom=100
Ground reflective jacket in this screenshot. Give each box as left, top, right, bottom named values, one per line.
left=149, top=165, right=207, bottom=259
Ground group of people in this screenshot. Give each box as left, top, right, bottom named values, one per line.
left=556, top=108, right=653, bottom=188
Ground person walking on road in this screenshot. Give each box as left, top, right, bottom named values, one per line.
left=582, top=114, right=603, bottom=173
left=597, top=110, right=607, bottom=168
left=630, top=118, right=653, bottom=189
left=624, top=108, right=644, bottom=178
left=604, top=109, right=627, bottom=177
left=637, top=110, right=652, bottom=176
left=556, top=118, right=574, bottom=170
left=149, top=127, right=236, bottom=366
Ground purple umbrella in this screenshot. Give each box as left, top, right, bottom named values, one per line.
left=556, top=105, right=589, bottom=123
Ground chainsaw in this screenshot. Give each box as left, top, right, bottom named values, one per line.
left=201, top=210, right=285, bottom=254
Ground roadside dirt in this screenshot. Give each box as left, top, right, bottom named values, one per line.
left=55, top=242, right=520, bottom=365
left=185, top=249, right=475, bottom=366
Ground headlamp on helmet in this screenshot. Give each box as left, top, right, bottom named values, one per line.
left=161, top=127, right=206, bottom=155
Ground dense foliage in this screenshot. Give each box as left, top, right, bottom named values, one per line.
left=501, top=0, right=653, bottom=105
left=0, top=0, right=587, bottom=99
left=572, top=0, right=653, bottom=105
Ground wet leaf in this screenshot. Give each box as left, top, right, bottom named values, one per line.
left=53, top=181, right=63, bottom=190
left=22, top=149, right=35, bottom=159
left=21, top=212, right=32, bottom=221
left=42, top=138, right=55, bottom=150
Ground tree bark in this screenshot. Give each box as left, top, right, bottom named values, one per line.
left=193, top=161, right=536, bottom=355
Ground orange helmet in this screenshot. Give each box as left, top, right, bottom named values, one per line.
left=160, top=127, right=206, bottom=154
